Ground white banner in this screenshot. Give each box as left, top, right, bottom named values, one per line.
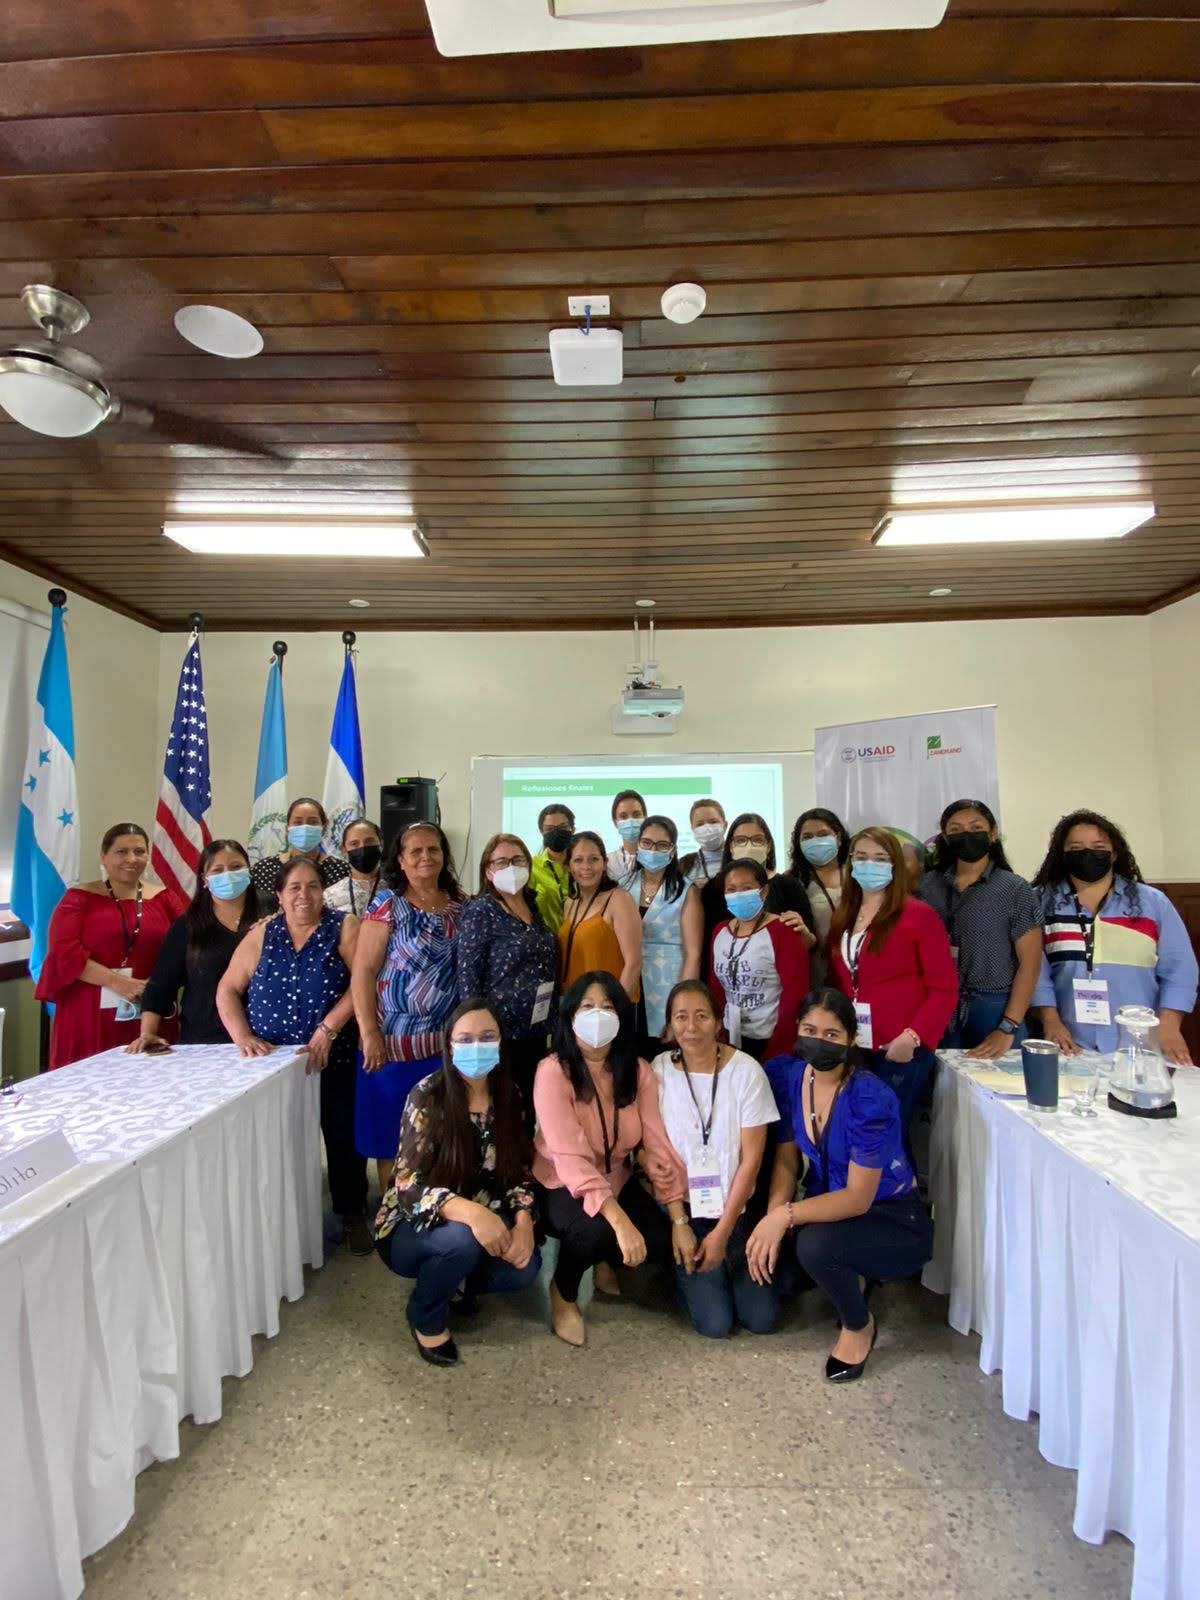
left=814, top=706, right=999, bottom=848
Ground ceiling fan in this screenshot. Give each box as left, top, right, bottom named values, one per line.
left=0, top=284, right=282, bottom=459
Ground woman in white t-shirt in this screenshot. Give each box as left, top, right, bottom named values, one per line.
left=652, top=980, right=780, bottom=1338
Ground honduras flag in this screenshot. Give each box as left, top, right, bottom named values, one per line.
left=322, top=647, right=365, bottom=853
left=12, top=603, right=79, bottom=983
left=248, top=654, right=288, bottom=863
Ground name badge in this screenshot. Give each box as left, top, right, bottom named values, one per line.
left=723, top=1002, right=742, bottom=1048
left=530, top=980, right=553, bottom=1027
left=100, top=967, right=142, bottom=1023
left=854, top=1000, right=874, bottom=1050
left=686, top=1146, right=723, bottom=1220
left=1073, top=977, right=1111, bottom=1027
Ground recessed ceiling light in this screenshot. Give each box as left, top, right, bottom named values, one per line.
left=929, top=587, right=953, bottom=597
left=174, top=305, right=264, bottom=359
left=163, top=520, right=427, bottom=558
left=875, top=500, right=1154, bottom=547
left=348, top=597, right=371, bottom=608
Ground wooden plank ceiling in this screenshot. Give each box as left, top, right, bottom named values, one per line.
left=0, top=0, right=1198, bottom=630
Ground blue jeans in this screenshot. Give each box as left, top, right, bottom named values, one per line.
left=943, top=991, right=1027, bottom=1051
left=675, top=1216, right=778, bottom=1339
left=380, top=1219, right=542, bottom=1336
left=860, top=1046, right=937, bottom=1136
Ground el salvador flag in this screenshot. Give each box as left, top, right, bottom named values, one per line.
left=248, top=654, right=288, bottom=863
left=322, top=648, right=365, bottom=852
left=12, top=603, right=79, bottom=983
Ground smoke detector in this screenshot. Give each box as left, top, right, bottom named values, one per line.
left=661, top=283, right=707, bottom=325
left=425, top=1, right=950, bottom=56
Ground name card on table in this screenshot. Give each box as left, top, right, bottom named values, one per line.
left=0, top=1129, right=79, bottom=1210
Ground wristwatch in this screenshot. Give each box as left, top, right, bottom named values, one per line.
left=997, top=1017, right=1020, bottom=1036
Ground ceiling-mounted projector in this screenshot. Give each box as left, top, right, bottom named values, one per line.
left=611, top=601, right=683, bottom=735
left=425, top=0, right=950, bottom=55
left=622, top=684, right=685, bottom=717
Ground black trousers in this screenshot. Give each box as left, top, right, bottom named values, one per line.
left=319, top=1050, right=368, bottom=1219
left=537, top=1174, right=673, bottom=1302
left=790, top=1191, right=933, bottom=1332
left=507, top=1033, right=550, bottom=1136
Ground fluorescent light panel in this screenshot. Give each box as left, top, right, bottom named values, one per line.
left=874, top=500, right=1155, bottom=547
left=163, top=520, right=426, bottom=558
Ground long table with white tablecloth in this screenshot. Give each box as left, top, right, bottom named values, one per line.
left=0, top=1043, right=322, bottom=1600
left=923, top=1051, right=1200, bottom=1600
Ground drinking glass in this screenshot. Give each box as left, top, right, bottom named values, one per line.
left=1071, top=1056, right=1106, bottom=1118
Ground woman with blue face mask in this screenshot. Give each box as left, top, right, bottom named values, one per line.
left=374, top=998, right=541, bottom=1367
left=605, top=788, right=647, bottom=884
left=249, top=795, right=349, bottom=911
left=785, top=808, right=850, bottom=987
left=128, top=838, right=264, bottom=1052
left=626, top=815, right=704, bottom=1052
left=828, top=827, right=958, bottom=1141
left=709, top=859, right=810, bottom=1064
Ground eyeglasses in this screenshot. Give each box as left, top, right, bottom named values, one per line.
left=639, top=838, right=672, bottom=851
left=490, top=855, right=526, bottom=871
left=733, top=834, right=768, bottom=848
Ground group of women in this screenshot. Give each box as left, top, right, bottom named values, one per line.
left=36, top=789, right=1197, bottom=1375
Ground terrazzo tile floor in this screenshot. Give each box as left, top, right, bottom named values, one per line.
left=83, top=1240, right=1133, bottom=1600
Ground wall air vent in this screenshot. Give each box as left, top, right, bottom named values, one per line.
left=424, top=0, right=948, bottom=55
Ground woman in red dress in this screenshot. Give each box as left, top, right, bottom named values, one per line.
left=36, top=822, right=184, bottom=1068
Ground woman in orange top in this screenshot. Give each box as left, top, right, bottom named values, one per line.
left=557, top=831, right=642, bottom=1002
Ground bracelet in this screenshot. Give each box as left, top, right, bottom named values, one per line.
left=903, top=1027, right=922, bottom=1045
left=785, top=1202, right=796, bottom=1229
left=671, top=1215, right=691, bottom=1228
left=318, top=1021, right=338, bottom=1040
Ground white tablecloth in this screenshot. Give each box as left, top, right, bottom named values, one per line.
left=0, top=1044, right=322, bottom=1600
left=924, top=1051, right=1200, bottom=1600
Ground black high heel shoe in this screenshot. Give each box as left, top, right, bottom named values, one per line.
left=825, top=1317, right=878, bottom=1383
left=411, top=1326, right=459, bottom=1367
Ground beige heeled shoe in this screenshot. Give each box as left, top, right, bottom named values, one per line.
left=592, top=1261, right=621, bottom=1298
left=549, top=1281, right=586, bottom=1347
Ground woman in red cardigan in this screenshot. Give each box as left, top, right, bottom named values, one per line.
left=828, top=826, right=957, bottom=1136
left=709, top=859, right=809, bottom=1062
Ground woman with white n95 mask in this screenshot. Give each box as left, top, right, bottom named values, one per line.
left=533, top=971, right=686, bottom=1348
left=456, top=833, right=558, bottom=1131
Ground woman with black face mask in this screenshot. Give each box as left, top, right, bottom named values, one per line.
left=917, top=799, right=1042, bottom=1059
left=745, top=988, right=932, bottom=1384
left=1031, top=809, right=1197, bottom=1063
left=325, top=818, right=385, bottom=918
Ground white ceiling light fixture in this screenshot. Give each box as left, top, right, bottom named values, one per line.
left=661, top=283, right=707, bottom=325
left=174, top=305, right=264, bottom=359
left=163, top=519, right=428, bottom=558
left=874, top=500, right=1155, bottom=548
left=929, top=587, right=953, bottom=597
left=348, top=597, right=372, bottom=608
left=0, top=286, right=114, bottom=437
left=425, top=0, right=949, bottom=54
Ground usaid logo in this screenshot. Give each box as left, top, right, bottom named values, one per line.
left=844, top=744, right=895, bottom=764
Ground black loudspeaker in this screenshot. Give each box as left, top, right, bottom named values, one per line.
left=380, top=778, right=441, bottom=857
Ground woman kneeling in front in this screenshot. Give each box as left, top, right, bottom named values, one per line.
left=653, top=981, right=780, bottom=1338
left=533, top=970, right=686, bottom=1347
left=746, top=988, right=932, bottom=1383
left=375, top=998, right=542, bottom=1367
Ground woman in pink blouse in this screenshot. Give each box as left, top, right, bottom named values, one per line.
left=533, top=969, right=687, bottom=1347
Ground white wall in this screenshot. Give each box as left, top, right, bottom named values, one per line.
left=0, top=557, right=161, bottom=870
left=160, top=613, right=1166, bottom=882
left=1150, top=590, right=1200, bottom=879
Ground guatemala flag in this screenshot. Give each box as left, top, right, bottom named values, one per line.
left=322, top=647, right=366, bottom=853
left=12, top=603, right=79, bottom=983
left=248, top=654, right=288, bottom=863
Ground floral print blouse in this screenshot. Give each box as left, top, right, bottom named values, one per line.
left=374, top=1070, right=537, bottom=1243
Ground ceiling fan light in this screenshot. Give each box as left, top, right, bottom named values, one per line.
left=0, top=361, right=109, bottom=437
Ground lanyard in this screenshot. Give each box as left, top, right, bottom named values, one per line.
left=681, top=1047, right=723, bottom=1147
left=562, top=889, right=609, bottom=982
left=841, top=927, right=868, bottom=995
left=1072, top=891, right=1110, bottom=975
left=725, top=910, right=767, bottom=997
left=106, top=883, right=143, bottom=962
left=596, top=1081, right=620, bottom=1174
left=807, top=1066, right=846, bottom=1179
left=350, top=874, right=380, bottom=917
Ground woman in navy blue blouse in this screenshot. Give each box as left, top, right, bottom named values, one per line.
left=746, top=987, right=933, bottom=1383
left=456, top=833, right=559, bottom=1130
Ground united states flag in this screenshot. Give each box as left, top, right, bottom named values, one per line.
left=152, top=635, right=212, bottom=903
